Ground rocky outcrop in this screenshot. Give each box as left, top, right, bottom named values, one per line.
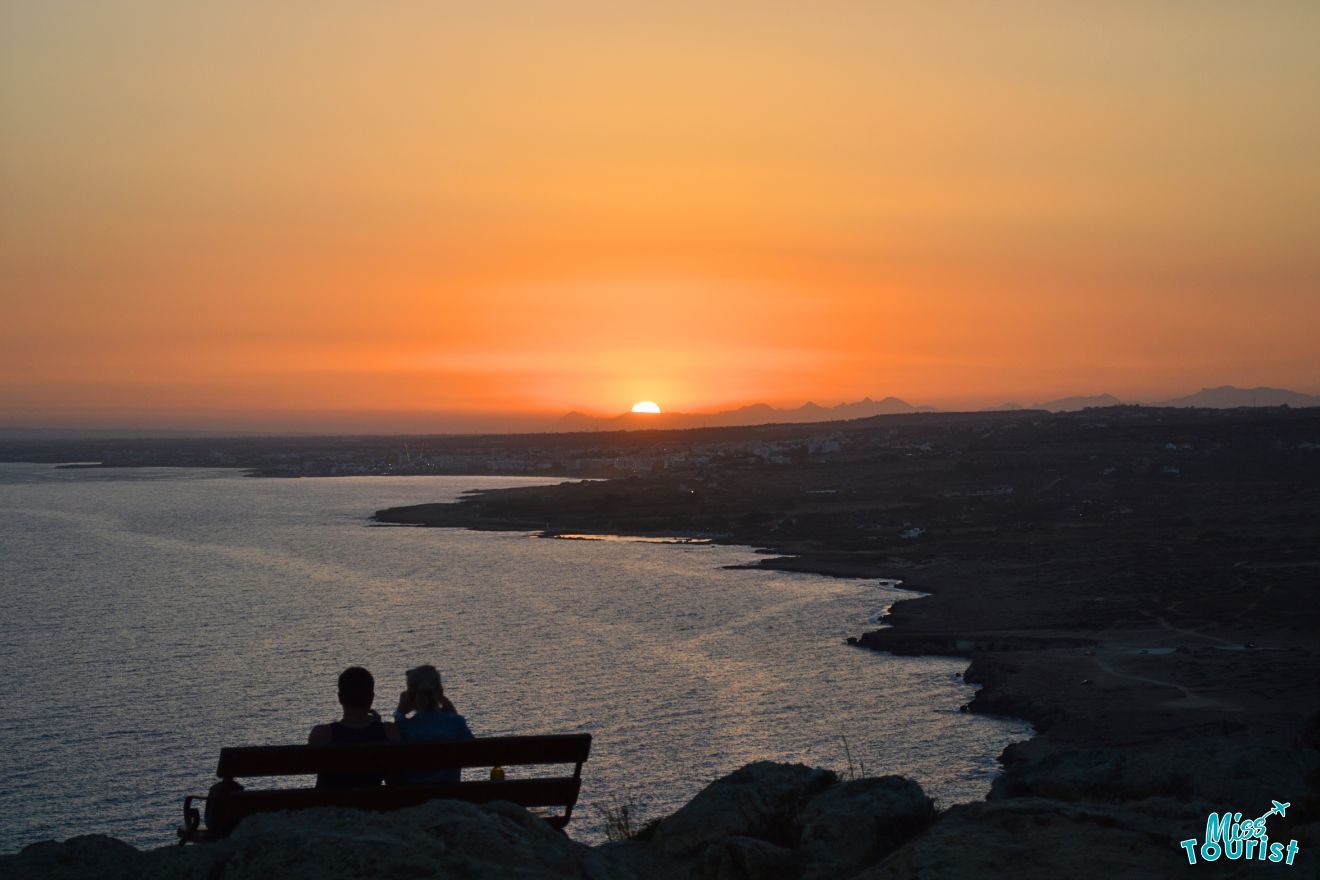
left=3, top=800, right=629, bottom=880
left=857, top=797, right=1261, bottom=880
left=650, top=761, right=838, bottom=858
left=3, top=763, right=945, bottom=880
left=991, top=738, right=1320, bottom=807
left=6, top=835, right=142, bottom=880
left=27, top=760, right=1296, bottom=880
left=639, top=763, right=933, bottom=878
left=796, top=777, right=935, bottom=869
left=697, top=836, right=804, bottom=880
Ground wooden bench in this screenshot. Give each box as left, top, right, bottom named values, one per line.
left=179, top=733, right=592, bottom=842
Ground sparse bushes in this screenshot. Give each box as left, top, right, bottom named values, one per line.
left=597, top=795, right=658, bottom=842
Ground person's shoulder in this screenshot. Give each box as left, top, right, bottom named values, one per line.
left=307, top=723, right=333, bottom=746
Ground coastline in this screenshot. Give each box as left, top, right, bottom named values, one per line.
left=369, top=417, right=1320, bottom=865
left=379, top=517, right=1044, bottom=767
left=7, top=407, right=1319, bottom=874
left=372, top=497, right=1319, bottom=776
left=0, top=465, right=1020, bottom=860
left=379, top=516, right=1041, bottom=794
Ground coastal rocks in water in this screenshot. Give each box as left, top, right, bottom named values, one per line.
left=796, top=777, right=936, bottom=869
left=650, top=761, right=838, bottom=857
left=2, top=800, right=628, bottom=880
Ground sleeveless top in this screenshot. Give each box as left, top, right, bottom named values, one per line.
left=314, top=719, right=390, bottom=789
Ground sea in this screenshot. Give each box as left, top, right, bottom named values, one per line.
left=0, top=463, right=1031, bottom=851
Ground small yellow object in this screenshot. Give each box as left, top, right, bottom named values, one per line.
left=490, top=766, right=505, bottom=781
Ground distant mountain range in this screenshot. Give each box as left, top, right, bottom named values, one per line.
left=557, top=386, right=1319, bottom=432
left=7, top=386, right=1314, bottom=438
left=1028, top=393, right=1125, bottom=412
left=1018, top=386, right=1320, bottom=413
left=557, top=396, right=935, bottom=432
left=1154, top=385, right=1320, bottom=408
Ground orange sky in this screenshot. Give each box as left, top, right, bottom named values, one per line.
left=3, top=2, right=1318, bottom=431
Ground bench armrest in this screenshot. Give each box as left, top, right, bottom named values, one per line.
left=178, top=795, right=206, bottom=844
left=183, top=795, right=204, bottom=830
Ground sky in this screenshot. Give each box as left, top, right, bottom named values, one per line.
left=3, top=2, right=1318, bottom=432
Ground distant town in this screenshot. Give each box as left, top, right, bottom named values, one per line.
left=2, top=405, right=1316, bottom=491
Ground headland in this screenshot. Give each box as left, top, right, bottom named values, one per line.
left=373, top=406, right=1320, bottom=870
left=4, top=406, right=1317, bottom=875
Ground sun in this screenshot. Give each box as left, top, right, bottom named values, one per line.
left=631, top=401, right=662, bottom=414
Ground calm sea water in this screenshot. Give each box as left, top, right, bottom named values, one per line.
left=0, top=464, right=1030, bottom=851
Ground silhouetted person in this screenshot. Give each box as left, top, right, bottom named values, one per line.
left=392, top=664, right=473, bottom=784
left=309, top=665, right=399, bottom=788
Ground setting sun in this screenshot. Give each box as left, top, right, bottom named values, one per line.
left=1, top=3, right=1317, bottom=434
left=631, top=401, right=662, bottom=414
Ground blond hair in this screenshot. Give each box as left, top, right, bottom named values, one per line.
left=405, top=665, right=443, bottom=712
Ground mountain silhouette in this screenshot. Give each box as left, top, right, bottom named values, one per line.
left=1154, top=385, right=1320, bottom=408
left=1031, top=393, right=1124, bottom=411
left=554, top=385, right=1318, bottom=433
left=554, top=396, right=933, bottom=431
left=1025, top=386, right=1319, bottom=412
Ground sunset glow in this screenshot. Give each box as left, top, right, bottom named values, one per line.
left=2, top=3, right=1318, bottom=432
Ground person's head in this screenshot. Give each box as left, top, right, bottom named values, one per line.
left=405, top=664, right=443, bottom=712
left=337, top=666, right=375, bottom=710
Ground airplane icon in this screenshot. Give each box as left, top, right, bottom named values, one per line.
left=1252, top=800, right=1291, bottom=826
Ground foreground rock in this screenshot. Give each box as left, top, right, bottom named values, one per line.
left=3, top=800, right=628, bottom=880
left=649, top=762, right=838, bottom=858
left=631, top=762, right=937, bottom=878
left=860, top=797, right=1268, bottom=880
left=797, top=777, right=936, bottom=870
left=4, top=763, right=943, bottom=880
left=16, top=760, right=1311, bottom=879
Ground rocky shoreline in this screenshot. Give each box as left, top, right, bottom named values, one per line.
left=371, top=509, right=1320, bottom=816
left=9, top=408, right=1318, bottom=876
left=363, top=409, right=1320, bottom=874
left=3, top=760, right=1267, bottom=879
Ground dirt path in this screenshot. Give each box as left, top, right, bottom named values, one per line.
left=1139, top=610, right=1240, bottom=647
left=1091, top=655, right=1240, bottom=712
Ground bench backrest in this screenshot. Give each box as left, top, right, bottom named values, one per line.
left=205, top=734, right=592, bottom=834
left=217, top=734, right=592, bottom=779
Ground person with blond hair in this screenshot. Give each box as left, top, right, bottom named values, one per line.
left=392, top=664, right=473, bottom=784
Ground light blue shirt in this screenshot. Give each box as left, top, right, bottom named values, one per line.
left=392, top=709, right=474, bottom=784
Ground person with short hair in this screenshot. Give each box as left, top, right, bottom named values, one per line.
left=393, top=664, right=474, bottom=784
left=308, top=665, right=399, bottom=788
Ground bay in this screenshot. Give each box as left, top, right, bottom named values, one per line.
left=0, top=464, right=1030, bottom=850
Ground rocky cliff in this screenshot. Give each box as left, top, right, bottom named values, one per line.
left=10, top=760, right=1313, bottom=879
